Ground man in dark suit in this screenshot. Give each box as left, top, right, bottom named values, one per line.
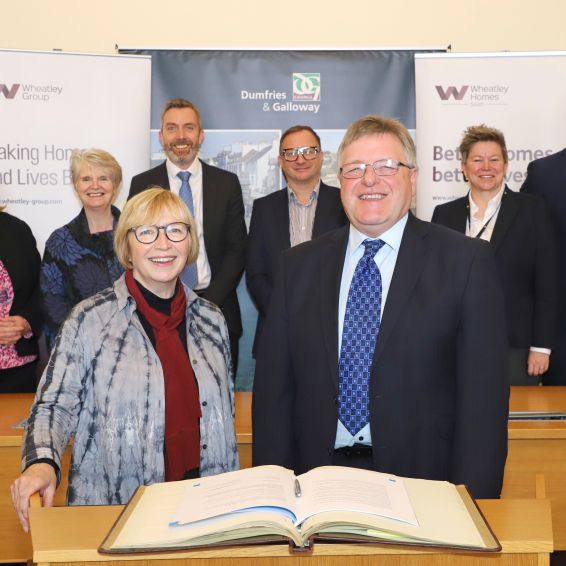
left=246, top=125, right=347, bottom=354
left=432, top=125, right=557, bottom=385
left=129, top=99, right=247, bottom=371
left=521, top=148, right=566, bottom=384
left=252, top=115, right=509, bottom=499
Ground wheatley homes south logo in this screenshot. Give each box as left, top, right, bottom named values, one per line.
left=0, top=82, right=63, bottom=102
left=240, top=72, right=321, bottom=114
left=435, top=84, right=509, bottom=106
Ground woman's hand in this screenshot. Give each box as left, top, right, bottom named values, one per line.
left=10, top=463, right=57, bottom=533
left=0, top=315, right=31, bottom=345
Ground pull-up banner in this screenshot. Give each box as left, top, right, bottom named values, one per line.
left=119, top=49, right=428, bottom=192
left=119, top=48, right=438, bottom=388
left=0, top=49, right=151, bottom=253
left=415, top=51, right=566, bottom=221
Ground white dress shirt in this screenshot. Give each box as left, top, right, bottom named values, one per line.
left=335, top=214, right=408, bottom=448
left=166, top=158, right=211, bottom=289
left=466, top=184, right=505, bottom=241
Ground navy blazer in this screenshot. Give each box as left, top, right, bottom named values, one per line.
left=431, top=187, right=557, bottom=350
left=129, top=160, right=247, bottom=336
left=246, top=182, right=347, bottom=353
left=253, top=215, right=509, bottom=499
left=521, top=149, right=566, bottom=334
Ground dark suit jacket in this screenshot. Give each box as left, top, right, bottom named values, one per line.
left=521, top=149, right=566, bottom=334
left=246, top=182, right=347, bottom=353
left=0, top=211, right=42, bottom=358
left=252, top=214, right=509, bottom=499
left=129, top=160, right=247, bottom=336
left=431, top=187, right=557, bottom=350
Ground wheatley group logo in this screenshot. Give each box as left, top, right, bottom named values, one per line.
left=434, top=83, right=510, bottom=106
left=0, top=82, right=63, bottom=102
left=0, top=83, right=20, bottom=99
left=293, top=73, right=321, bottom=102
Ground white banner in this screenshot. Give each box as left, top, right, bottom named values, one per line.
left=0, top=49, right=151, bottom=252
left=415, top=51, right=566, bottom=220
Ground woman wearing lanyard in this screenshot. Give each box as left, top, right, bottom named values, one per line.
left=432, top=125, right=557, bottom=385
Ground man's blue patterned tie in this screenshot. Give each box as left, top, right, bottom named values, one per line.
left=177, top=171, right=198, bottom=289
left=338, top=238, right=385, bottom=435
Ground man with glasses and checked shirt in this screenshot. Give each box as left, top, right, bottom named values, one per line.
left=246, top=125, right=347, bottom=355
left=253, top=115, right=509, bottom=499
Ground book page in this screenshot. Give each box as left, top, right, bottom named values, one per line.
left=172, top=465, right=298, bottom=525
left=295, top=466, right=418, bottom=526
left=300, top=478, right=485, bottom=548
left=105, top=479, right=303, bottom=550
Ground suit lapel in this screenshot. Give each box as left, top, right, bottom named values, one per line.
left=320, top=227, right=349, bottom=391
left=447, top=198, right=468, bottom=233
left=200, top=160, right=213, bottom=250
left=489, top=187, right=518, bottom=253
left=275, top=189, right=292, bottom=249
left=374, top=215, right=430, bottom=363
left=157, top=162, right=170, bottom=189
left=312, top=182, right=330, bottom=238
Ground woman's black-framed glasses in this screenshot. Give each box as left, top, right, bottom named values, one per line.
left=130, top=222, right=190, bottom=244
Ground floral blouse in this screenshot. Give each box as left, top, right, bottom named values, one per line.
left=40, top=206, right=124, bottom=350
left=0, top=261, right=36, bottom=369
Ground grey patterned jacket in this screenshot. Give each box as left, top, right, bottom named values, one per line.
left=22, top=274, right=239, bottom=505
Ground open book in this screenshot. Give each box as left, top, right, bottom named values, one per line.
left=99, top=465, right=500, bottom=554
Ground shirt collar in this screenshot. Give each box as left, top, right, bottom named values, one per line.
left=469, top=184, right=505, bottom=218
left=166, top=157, right=202, bottom=181
left=347, top=213, right=408, bottom=257
left=287, top=180, right=321, bottom=204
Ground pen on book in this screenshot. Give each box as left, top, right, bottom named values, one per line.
left=294, top=479, right=302, bottom=498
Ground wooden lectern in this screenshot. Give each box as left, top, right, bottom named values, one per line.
left=29, top=499, right=552, bottom=566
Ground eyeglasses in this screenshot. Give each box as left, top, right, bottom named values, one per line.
left=280, top=146, right=320, bottom=162
left=130, top=222, right=190, bottom=244
left=340, top=159, right=414, bottom=179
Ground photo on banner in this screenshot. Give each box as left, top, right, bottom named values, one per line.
left=119, top=48, right=439, bottom=389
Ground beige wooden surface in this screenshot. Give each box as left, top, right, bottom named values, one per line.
left=505, top=387, right=566, bottom=550
left=0, top=393, right=252, bottom=563
left=3, top=388, right=565, bottom=562
left=28, top=499, right=552, bottom=566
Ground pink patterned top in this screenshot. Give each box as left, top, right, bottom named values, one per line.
left=0, top=260, right=36, bottom=370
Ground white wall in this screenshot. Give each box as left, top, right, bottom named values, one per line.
left=3, top=0, right=566, bottom=54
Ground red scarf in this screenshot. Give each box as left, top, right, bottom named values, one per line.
left=125, top=270, right=201, bottom=481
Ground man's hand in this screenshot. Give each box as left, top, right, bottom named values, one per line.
left=527, top=351, right=550, bottom=377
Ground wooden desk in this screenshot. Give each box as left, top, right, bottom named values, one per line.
left=0, top=394, right=71, bottom=563
left=505, top=386, right=566, bottom=550
left=4, top=388, right=566, bottom=561
left=28, top=499, right=553, bottom=566
left=0, top=392, right=252, bottom=563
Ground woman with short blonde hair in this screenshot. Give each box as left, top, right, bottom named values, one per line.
left=12, top=189, right=237, bottom=532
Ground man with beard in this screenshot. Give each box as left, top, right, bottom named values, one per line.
left=129, top=98, right=247, bottom=373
